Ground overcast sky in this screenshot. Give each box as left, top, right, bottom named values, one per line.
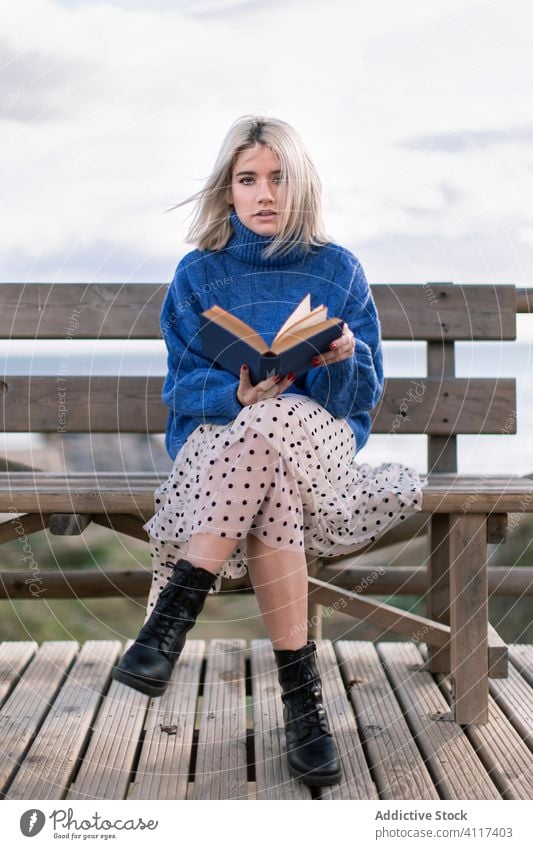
left=1, top=0, right=532, bottom=290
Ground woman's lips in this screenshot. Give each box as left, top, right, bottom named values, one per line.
left=255, top=212, right=276, bottom=218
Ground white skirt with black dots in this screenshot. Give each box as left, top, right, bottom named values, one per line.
left=143, top=393, right=424, bottom=603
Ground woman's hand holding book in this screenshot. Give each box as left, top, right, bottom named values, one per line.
left=236, top=365, right=296, bottom=406
left=309, top=322, right=355, bottom=369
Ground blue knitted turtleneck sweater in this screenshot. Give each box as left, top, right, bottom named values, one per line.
left=160, top=210, right=384, bottom=460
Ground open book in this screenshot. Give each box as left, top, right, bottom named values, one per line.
left=199, top=293, right=344, bottom=385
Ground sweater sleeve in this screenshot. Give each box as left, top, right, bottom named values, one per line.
left=302, top=253, right=384, bottom=418
left=160, top=259, right=243, bottom=423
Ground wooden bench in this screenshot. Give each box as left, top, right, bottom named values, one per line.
left=1, top=281, right=532, bottom=727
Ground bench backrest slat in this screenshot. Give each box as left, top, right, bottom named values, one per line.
left=0, top=376, right=516, bottom=435
left=0, top=283, right=517, bottom=341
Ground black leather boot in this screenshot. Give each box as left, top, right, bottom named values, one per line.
left=111, top=558, right=217, bottom=697
left=273, top=640, right=342, bottom=786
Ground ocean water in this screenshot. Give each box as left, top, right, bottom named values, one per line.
left=1, top=338, right=531, bottom=476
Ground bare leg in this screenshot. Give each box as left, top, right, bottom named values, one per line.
left=246, top=533, right=309, bottom=650
left=185, top=532, right=240, bottom=575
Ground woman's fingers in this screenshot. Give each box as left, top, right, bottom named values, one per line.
left=311, top=326, right=355, bottom=367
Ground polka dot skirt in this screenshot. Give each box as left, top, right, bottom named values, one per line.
left=143, top=393, right=423, bottom=604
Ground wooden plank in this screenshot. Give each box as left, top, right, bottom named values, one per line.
left=0, top=376, right=516, bottom=435
left=67, top=642, right=149, bottom=800
left=435, top=669, right=533, bottom=799
left=428, top=513, right=451, bottom=673
left=0, top=283, right=516, bottom=340
left=427, top=332, right=457, bottom=473
left=0, top=569, right=151, bottom=600
left=373, top=283, right=516, bottom=339
left=508, top=644, right=533, bottom=686
left=0, top=283, right=165, bottom=339
left=0, top=641, right=38, bottom=705
left=377, top=642, right=501, bottom=798
left=421, top=476, right=533, bottom=512
left=516, top=287, right=533, bottom=313
left=193, top=639, right=248, bottom=800
left=449, top=513, right=489, bottom=724
left=317, top=565, right=533, bottom=597
left=307, top=576, right=450, bottom=647
left=312, top=640, right=379, bottom=800
left=128, top=640, right=205, bottom=800
left=372, top=378, right=516, bottom=435
left=488, top=663, right=533, bottom=751
left=0, top=642, right=78, bottom=796
left=1, top=376, right=166, bottom=433
left=426, top=332, right=454, bottom=671
left=335, top=640, right=439, bottom=799
left=0, top=513, right=51, bottom=544
left=2, top=472, right=533, bottom=515
left=92, top=513, right=150, bottom=541
left=249, top=640, right=311, bottom=799
left=0, top=478, right=159, bottom=514
left=6, top=640, right=121, bottom=799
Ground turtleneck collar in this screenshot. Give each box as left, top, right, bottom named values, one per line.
left=224, top=209, right=316, bottom=268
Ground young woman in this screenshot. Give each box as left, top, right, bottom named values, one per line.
left=112, top=114, right=423, bottom=787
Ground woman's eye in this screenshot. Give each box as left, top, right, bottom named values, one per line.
left=238, top=177, right=285, bottom=185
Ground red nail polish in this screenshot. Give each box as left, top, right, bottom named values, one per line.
left=330, top=342, right=337, bottom=350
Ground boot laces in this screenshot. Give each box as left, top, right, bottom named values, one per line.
left=282, top=656, right=332, bottom=740
left=140, top=578, right=198, bottom=652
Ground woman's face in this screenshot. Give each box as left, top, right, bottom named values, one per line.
left=228, top=143, right=286, bottom=236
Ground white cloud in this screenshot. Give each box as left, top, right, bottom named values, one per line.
left=0, top=0, right=532, bottom=284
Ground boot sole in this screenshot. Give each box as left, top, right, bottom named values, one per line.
left=111, top=664, right=168, bottom=698
left=287, top=761, right=343, bottom=786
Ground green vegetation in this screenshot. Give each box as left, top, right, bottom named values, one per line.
left=0, top=516, right=531, bottom=645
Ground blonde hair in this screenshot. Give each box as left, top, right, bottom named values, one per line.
left=166, top=114, right=332, bottom=260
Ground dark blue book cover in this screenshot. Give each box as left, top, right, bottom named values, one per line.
left=199, top=299, right=344, bottom=386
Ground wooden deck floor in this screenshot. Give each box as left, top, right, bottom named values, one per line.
left=0, top=638, right=531, bottom=800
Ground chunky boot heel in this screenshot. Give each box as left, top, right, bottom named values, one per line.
left=111, top=558, right=217, bottom=697
left=273, top=640, right=342, bottom=786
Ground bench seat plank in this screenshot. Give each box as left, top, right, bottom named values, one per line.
left=2, top=472, right=532, bottom=515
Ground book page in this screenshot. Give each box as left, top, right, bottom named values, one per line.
left=272, top=317, right=341, bottom=354
left=273, top=294, right=311, bottom=345
left=276, top=304, right=328, bottom=343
